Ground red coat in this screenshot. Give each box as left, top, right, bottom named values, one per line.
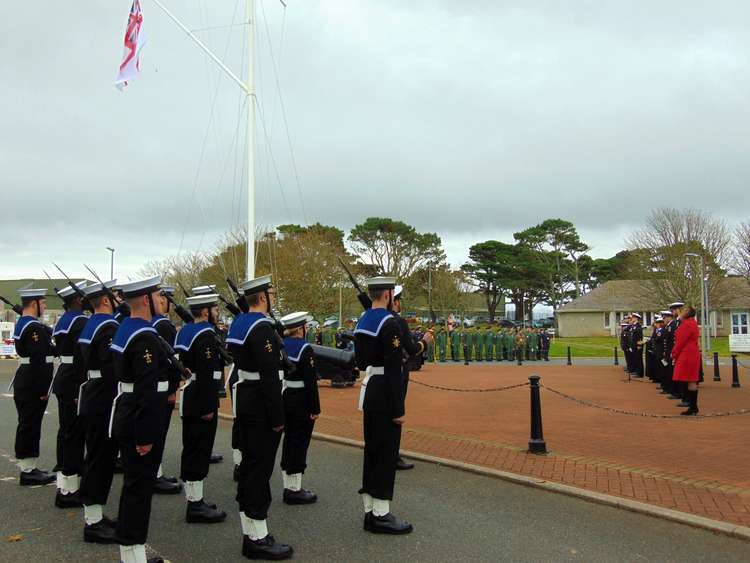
left=671, top=317, right=701, bottom=382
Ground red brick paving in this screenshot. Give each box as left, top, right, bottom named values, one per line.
left=220, top=363, right=750, bottom=528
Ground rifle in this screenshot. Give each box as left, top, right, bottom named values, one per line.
left=52, top=263, right=90, bottom=306
left=337, top=257, right=371, bottom=310
left=226, top=278, right=249, bottom=313
left=178, top=282, right=191, bottom=298
left=42, top=269, right=60, bottom=295
left=82, top=264, right=130, bottom=318
left=0, top=295, right=23, bottom=316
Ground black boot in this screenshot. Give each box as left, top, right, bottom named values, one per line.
left=363, top=511, right=413, bottom=535
left=396, top=456, right=414, bottom=471
left=55, top=489, right=83, bottom=508
left=681, top=389, right=699, bottom=416
left=209, top=452, right=224, bottom=464
left=153, top=476, right=182, bottom=494
left=186, top=500, right=227, bottom=523
left=678, top=383, right=690, bottom=407
left=83, top=519, right=117, bottom=544
left=19, top=468, right=56, bottom=486
left=283, top=488, right=317, bottom=505
left=242, top=534, right=293, bottom=560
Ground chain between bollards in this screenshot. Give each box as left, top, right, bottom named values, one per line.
left=713, top=352, right=721, bottom=382
left=732, top=355, right=741, bottom=388
left=566, top=346, right=572, bottom=366
left=528, top=375, right=547, bottom=454
left=614, top=346, right=619, bottom=366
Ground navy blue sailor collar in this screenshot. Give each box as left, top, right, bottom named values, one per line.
left=282, top=336, right=310, bottom=362
left=110, top=317, right=158, bottom=354
left=79, top=313, right=118, bottom=345
left=175, top=321, right=215, bottom=351
left=354, top=308, right=393, bottom=337
left=53, top=310, right=87, bottom=337
left=13, top=316, right=43, bottom=341
left=226, top=312, right=273, bottom=345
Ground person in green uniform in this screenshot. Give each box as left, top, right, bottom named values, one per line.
left=494, top=328, right=503, bottom=361
left=436, top=327, right=447, bottom=362
left=515, top=329, right=527, bottom=362
left=528, top=329, right=539, bottom=361
left=484, top=326, right=494, bottom=361
left=473, top=328, right=482, bottom=362
left=450, top=326, right=460, bottom=362
left=426, top=326, right=435, bottom=362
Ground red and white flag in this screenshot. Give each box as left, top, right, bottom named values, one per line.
left=115, top=1, right=146, bottom=91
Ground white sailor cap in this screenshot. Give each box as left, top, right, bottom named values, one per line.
left=186, top=294, right=220, bottom=308
left=160, top=285, right=176, bottom=296
left=660, top=310, right=673, bottom=317
left=238, top=275, right=272, bottom=296
left=393, top=285, right=404, bottom=299
left=83, top=279, right=117, bottom=299
left=18, top=287, right=48, bottom=299
left=631, top=313, right=642, bottom=319
left=366, top=276, right=396, bottom=290
left=119, top=275, right=162, bottom=298
left=668, top=302, right=685, bottom=309
left=654, top=315, right=663, bottom=322
left=56, top=281, right=88, bottom=300
left=280, top=311, right=309, bottom=329
left=191, top=285, right=217, bottom=295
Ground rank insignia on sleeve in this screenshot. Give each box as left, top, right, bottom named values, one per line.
left=265, top=340, right=273, bottom=353
left=32, top=331, right=39, bottom=342
left=143, top=349, right=153, bottom=364
left=205, top=347, right=212, bottom=359
left=392, top=336, right=401, bottom=348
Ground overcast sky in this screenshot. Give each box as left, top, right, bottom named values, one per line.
left=2, top=1, right=749, bottom=282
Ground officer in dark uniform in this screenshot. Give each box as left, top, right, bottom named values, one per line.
left=110, top=276, right=171, bottom=563
left=656, top=310, right=672, bottom=394
left=174, top=293, right=227, bottom=524
left=279, top=311, right=321, bottom=504
left=650, top=315, right=666, bottom=387
left=630, top=313, right=644, bottom=377
left=539, top=329, right=551, bottom=361
left=77, top=280, right=121, bottom=544
left=354, top=277, right=416, bottom=535
left=226, top=275, right=292, bottom=560
left=11, top=287, right=57, bottom=486
left=662, top=303, right=684, bottom=400
left=50, top=281, right=89, bottom=508
left=391, top=285, right=433, bottom=471
left=621, top=315, right=633, bottom=374
left=149, top=286, right=184, bottom=495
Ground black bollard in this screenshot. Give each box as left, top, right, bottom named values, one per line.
left=614, top=346, right=619, bottom=366
left=463, top=345, right=469, bottom=366
left=517, top=349, right=523, bottom=366
left=566, top=346, right=572, bottom=366
left=713, top=352, right=721, bottom=382
left=528, top=375, right=547, bottom=454
left=699, top=355, right=704, bottom=383
left=732, top=355, right=741, bottom=388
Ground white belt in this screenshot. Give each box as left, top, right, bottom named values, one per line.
left=59, top=356, right=74, bottom=364
left=213, top=370, right=223, bottom=380
left=179, top=376, right=194, bottom=417
left=238, top=370, right=260, bottom=381
left=120, top=382, right=135, bottom=393
left=17, top=356, right=54, bottom=365
left=108, top=382, right=133, bottom=437
left=88, top=370, right=102, bottom=380
left=284, top=380, right=305, bottom=389
left=358, top=366, right=384, bottom=411
left=157, top=380, right=168, bottom=393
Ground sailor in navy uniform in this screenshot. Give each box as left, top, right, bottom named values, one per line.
left=630, top=313, right=645, bottom=378
left=279, top=311, right=321, bottom=505
left=11, top=287, right=57, bottom=486
left=51, top=281, right=89, bottom=508
left=226, top=275, right=293, bottom=560
left=191, top=284, right=227, bottom=465
left=354, top=277, right=413, bottom=535
left=663, top=302, right=684, bottom=400
left=110, top=276, right=170, bottom=563
left=174, top=293, right=227, bottom=524
left=150, top=285, right=183, bottom=495
left=390, top=286, right=432, bottom=472
left=77, top=280, right=121, bottom=544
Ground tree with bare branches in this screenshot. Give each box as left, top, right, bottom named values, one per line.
left=732, top=221, right=750, bottom=284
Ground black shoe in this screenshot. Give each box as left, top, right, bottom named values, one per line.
left=19, top=468, right=56, bottom=487
left=242, top=534, right=293, bottom=560
left=283, top=488, right=317, bottom=505
left=396, top=457, right=414, bottom=471
left=681, top=407, right=699, bottom=416
left=186, top=500, right=227, bottom=523
left=209, top=452, right=224, bottom=464
left=153, top=476, right=182, bottom=495
left=678, top=399, right=690, bottom=407
left=363, top=512, right=413, bottom=535
left=55, top=489, right=83, bottom=508
left=234, top=464, right=241, bottom=483
left=101, top=515, right=117, bottom=528
left=668, top=394, right=681, bottom=400
left=84, top=519, right=117, bottom=544
left=162, top=474, right=179, bottom=484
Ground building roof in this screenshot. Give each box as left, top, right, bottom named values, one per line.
left=558, top=278, right=750, bottom=314
left=0, top=279, right=90, bottom=311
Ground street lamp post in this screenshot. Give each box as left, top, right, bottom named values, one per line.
left=106, top=247, right=115, bottom=280
left=685, top=253, right=708, bottom=358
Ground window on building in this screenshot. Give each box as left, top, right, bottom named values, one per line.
left=732, top=311, right=749, bottom=335
left=603, top=312, right=610, bottom=328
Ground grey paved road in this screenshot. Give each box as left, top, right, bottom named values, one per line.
left=0, top=362, right=747, bottom=562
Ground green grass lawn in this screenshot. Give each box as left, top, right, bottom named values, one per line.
left=549, top=337, right=731, bottom=358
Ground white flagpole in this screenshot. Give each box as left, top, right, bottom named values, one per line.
left=246, top=0, right=256, bottom=279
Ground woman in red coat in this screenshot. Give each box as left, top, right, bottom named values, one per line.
left=671, top=306, right=701, bottom=415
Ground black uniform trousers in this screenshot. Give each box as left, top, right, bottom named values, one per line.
left=14, top=389, right=49, bottom=459
left=228, top=366, right=241, bottom=451
left=55, top=394, right=85, bottom=477
left=79, top=413, right=119, bottom=506
left=280, top=391, right=315, bottom=475
left=162, top=401, right=175, bottom=461
left=115, top=436, right=164, bottom=546
left=236, top=416, right=282, bottom=520
left=633, top=348, right=644, bottom=376
left=361, top=410, right=401, bottom=501
left=180, top=414, right=218, bottom=482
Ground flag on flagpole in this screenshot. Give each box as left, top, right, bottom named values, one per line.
left=115, top=1, right=146, bottom=91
